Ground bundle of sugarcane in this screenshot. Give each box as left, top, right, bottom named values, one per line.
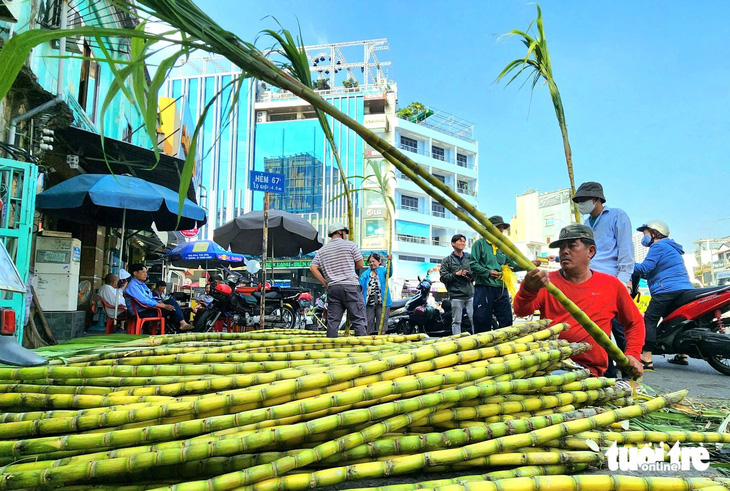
left=0, top=322, right=727, bottom=490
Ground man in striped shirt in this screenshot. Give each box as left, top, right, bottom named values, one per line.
left=310, top=222, right=368, bottom=337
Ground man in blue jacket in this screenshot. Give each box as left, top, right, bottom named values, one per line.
left=634, top=220, right=695, bottom=369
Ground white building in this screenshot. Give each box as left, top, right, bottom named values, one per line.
left=633, top=232, right=648, bottom=263
left=510, top=188, right=574, bottom=257
left=381, top=108, right=479, bottom=288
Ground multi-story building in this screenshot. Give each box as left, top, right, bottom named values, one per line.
left=1, top=0, right=182, bottom=335
left=166, top=39, right=479, bottom=293
left=510, top=188, right=574, bottom=258
left=695, top=237, right=730, bottom=285
left=381, top=108, right=479, bottom=289
left=164, top=55, right=256, bottom=238
left=632, top=232, right=648, bottom=263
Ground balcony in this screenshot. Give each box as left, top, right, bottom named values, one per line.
left=457, top=185, right=477, bottom=197
left=396, top=234, right=428, bottom=245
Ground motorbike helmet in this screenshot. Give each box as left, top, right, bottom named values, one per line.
left=327, top=222, right=349, bottom=237
left=637, top=220, right=670, bottom=237
left=214, top=284, right=232, bottom=295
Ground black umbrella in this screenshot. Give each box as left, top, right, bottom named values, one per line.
left=213, top=209, right=322, bottom=256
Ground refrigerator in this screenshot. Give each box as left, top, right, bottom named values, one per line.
left=33, top=236, right=82, bottom=311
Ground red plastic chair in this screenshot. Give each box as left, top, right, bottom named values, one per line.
left=124, top=295, right=165, bottom=335
left=98, top=297, right=127, bottom=334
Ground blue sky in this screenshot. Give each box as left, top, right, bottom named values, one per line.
left=196, top=0, right=730, bottom=251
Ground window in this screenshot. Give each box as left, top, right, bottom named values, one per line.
left=78, top=41, right=101, bottom=122
left=432, top=145, right=445, bottom=161
left=429, top=258, right=442, bottom=264
left=400, top=255, right=426, bottom=262
left=401, top=195, right=419, bottom=212
left=434, top=174, right=446, bottom=184
left=457, top=180, right=473, bottom=195
left=122, top=121, right=133, bottom=143
left=400, top=136, right=418, bottom=153
left=365, top=219, right=385, bottom=237
left=431, top=201, right=445, bottom=218
left=457, top=153, right=468, bottom=168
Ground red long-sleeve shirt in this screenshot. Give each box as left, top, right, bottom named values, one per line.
left=513, top=270, right=645, bottom=376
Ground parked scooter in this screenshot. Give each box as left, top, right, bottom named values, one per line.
left=194, top=269, right=308, bottom=331
left=388, top=276, right=472, bottom=337
left=632, top=279, right=730, bottom=376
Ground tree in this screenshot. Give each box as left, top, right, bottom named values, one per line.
left=312, top=78, right=330, bottom=91
left=0, top=0, right=634, bottom=375
left=395, top=101, right=426, bottom=120
left=342, top=78, right=358, bottom=88
left=496, top=4, right=580, bottom=223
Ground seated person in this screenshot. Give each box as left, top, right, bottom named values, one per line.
left=98, top=273, right=126, bottom=320
left=195, top=283, right=214, bottom=310
left=125, top=263, right=193, bottom=332
left=151, top=281, right=169, bottom=302
left=512, top=224, right=644, bottom=378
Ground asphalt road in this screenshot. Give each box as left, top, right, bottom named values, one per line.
left=642, top=355, right=730, bottom=401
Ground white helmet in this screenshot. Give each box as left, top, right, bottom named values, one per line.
left=637, top=220, right=669, bottom=237
left=327, top=222, right=349, bottom=237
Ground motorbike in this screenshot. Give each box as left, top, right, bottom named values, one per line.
left=388, top=276, right=472, bottom=337
left=633, top=279, right=730, bottom=376
left=194, top=269, right=309, bottom=332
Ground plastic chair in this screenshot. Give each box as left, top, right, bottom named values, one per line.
left=98, top=297, right=127, bottom=334
left=124, top=295, right=165, bottom=335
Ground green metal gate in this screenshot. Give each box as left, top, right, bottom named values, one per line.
left=0, top=158, right=38, bottom=342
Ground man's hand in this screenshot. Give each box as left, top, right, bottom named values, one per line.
left=626, top=280, right=633, bottom=293
left=488, top=269, right=501, bottom=279
left=531, top=259, right=542, bottom=267
left=625, top=355, right=644, bottom=378
left=522, top=268, right=549, bottom=293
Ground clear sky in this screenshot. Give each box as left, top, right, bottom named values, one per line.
left=195, top=0, right=730, bottom=251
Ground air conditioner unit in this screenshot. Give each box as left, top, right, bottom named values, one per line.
left=0, top=0, right=21, bottom=22
left=256, top=111, right=267, bottom=123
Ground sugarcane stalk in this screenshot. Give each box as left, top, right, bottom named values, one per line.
left=347, top=464, right=590, bottom=491
left=0, top=342, right=581, bottom=441
left=435, top=475, right=725, bottom=491
left=184, top=391, right=685, bottom=491
left=575, top=429, right=730, bottom=445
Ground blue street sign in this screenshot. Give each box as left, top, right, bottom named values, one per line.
left=249, top=170, right=285, bottom=194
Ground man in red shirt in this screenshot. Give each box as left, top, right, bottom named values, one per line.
left=513, top=224, right=644, bottom=378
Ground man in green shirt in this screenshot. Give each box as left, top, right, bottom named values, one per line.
left=470, top=216, right=535, bottom=332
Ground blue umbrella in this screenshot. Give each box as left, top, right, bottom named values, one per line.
left=36, top=174, right=207, bottom=231
left=164, top=240, right=246, bottom=268
left=37, top=174, right=207, bottom=325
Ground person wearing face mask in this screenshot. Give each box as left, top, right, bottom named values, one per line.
left=633, top=220, right=695, bottom=370
left=572, top=181, right=634, bottom=378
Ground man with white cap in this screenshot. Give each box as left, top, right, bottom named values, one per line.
left=310, top=222, right=367, bottom=337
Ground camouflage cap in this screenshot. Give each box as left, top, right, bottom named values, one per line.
left=549, top=224, right=596, bottom=249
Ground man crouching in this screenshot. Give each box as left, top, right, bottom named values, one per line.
left=513, top=224, right=644, bottom=378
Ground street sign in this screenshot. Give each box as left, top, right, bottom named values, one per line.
left=249, top=171, right=285, bottom=194
left=180, top=227, right=199, bottom=238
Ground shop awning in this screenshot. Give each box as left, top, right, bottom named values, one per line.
left=396, top=220, right=430, bottom=237
left=53, top=126, right=197, bottom=202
